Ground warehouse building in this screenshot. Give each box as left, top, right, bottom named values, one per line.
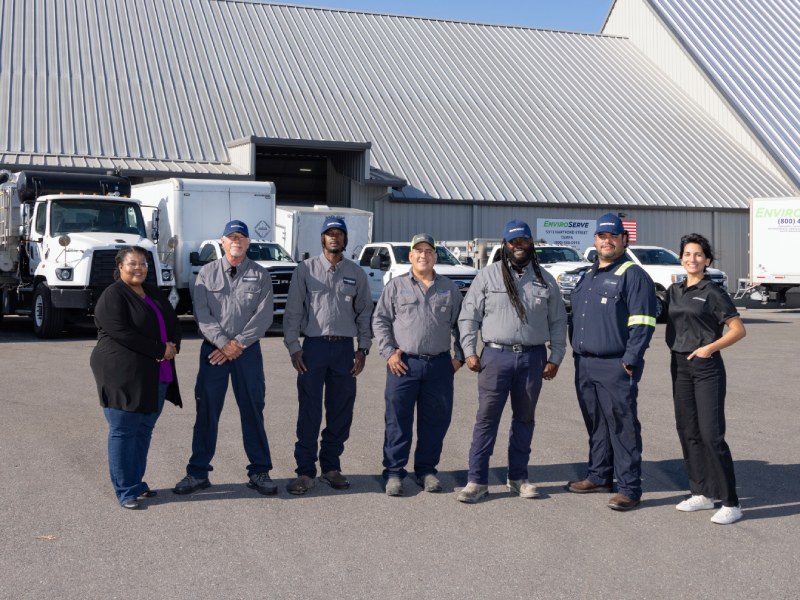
left=1, top=0, right=797, bottom=281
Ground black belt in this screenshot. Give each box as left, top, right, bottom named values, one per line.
left=316, top=335, right=351, bottom=342
left=405, top=352, right=447, bottom=361
left=485, top=342, right=536, bottom=353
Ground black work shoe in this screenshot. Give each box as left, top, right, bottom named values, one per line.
left=121, top=499, right=140, bottom=510
left=247, top=472, right=278, bottom=496
left=172, top=474, right=211, bottom=495
left=287, top=475, right=315, bottom=495
left=319, top=470, right=350, bottom=490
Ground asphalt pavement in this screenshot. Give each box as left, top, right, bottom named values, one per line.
left=0, top=308, right=798, bottom=600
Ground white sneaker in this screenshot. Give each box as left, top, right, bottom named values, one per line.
left=675, top=495, right=715, bottom=512
left=507, top=479, right=541, bottom=499
left=711, top=505, right=743, bottom=525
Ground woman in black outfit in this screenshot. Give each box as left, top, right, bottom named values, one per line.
left=90, top=246, right=182, bottom=509
left=665, top=234, right=745, bottom=525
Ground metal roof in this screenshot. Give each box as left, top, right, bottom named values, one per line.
left=0, top=0, right=793, bottom=207
left=648, top=0, right=800, bottom=188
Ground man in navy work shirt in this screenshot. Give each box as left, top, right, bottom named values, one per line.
left=568, top=213, right=656, bottom=511
left=372, top=233, right=465, bottom=497
left=283, top=216, right=372, bottom=495
left=173, top=220, right=277, bottom=496
left=457, top=219, right=567, bottom=504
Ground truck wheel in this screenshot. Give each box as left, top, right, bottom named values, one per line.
left=33, top=284, right=65, bottom=338
left=655, top=292, right=666, bottom=323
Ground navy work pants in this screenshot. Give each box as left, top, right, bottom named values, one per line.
left=382, top=352, right=454, bottom=480
left=294, top=337, right=357, bottom=477
left=467, top=345, right=546, bottom=485
left=574, top=354, right=643, bottom=500
left=671, top=352, right=738, bottom=506
left=187, top=341, right=272, bottom=479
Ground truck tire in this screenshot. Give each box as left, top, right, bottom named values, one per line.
left=33, top=284, right=65, bottom=338
left=655, top=292, right=666, bottom=324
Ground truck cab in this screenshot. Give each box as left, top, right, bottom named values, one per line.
left=358, top=242, right=478, bottom=302
left=190, top=239, right=296, bottom=327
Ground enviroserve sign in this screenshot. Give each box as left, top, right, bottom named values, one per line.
left=536, top=218, right=594, bottom=251
left=751, top=197, right=800, bottom=284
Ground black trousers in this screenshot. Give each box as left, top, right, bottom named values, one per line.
left=671, top=352, right=738, bottom=506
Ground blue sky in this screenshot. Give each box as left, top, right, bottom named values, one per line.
left=272, top=1, right=616, bottom=33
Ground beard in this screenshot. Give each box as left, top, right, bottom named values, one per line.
left=508, top=248, right=532, bottom=269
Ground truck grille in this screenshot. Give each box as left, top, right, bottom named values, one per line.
left=268, top=266, right=296, bottom=297
left=445, top=275, right=475, bottom=294
left=89, top=250, right=158, bottom=292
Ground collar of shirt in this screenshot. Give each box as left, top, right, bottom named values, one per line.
left=319, top=252, right=344, bottom=272
left=409, top=270, right=439, bottom=287
left=595, top=254, right=628, bottom=273
left=682, top=275, right=713, bottom=292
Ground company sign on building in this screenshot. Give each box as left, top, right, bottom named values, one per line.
left=536, top=218, right=594, bottom=251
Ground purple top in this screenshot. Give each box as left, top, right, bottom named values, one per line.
left=143, top=296, right=174, bottom=383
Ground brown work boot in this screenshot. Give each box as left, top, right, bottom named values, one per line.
left=607, top=493, right=640, bottom=511
left=319, top=470, right=351, bottom=490
left=287, top=475, right=315, bottom=495
left=566, top=479, right=613, bottom=494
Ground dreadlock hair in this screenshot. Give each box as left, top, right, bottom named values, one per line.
left=500, top=241, right=546, bottom=323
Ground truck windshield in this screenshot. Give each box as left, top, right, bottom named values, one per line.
left=536, top=247, right=585, bottom=263
left=50, top=199, right=146, bottom=237
left=247, top=243, right=293, bottom=262
left=394, top=246, right=461, bottom=266
left=629, top=248, right=681, bottom=265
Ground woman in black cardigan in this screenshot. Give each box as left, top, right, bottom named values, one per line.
left=90, top=246, right=182, bottom=509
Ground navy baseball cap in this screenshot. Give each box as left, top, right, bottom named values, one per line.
left=410, top=233, right=436, bottom=249
left=594, top=213, right=625, bottom=235
left=222, top=220, right=249, bottom=238
left=502, top=219, right=532, bottom=241
left=321, top=215, right=347, bottom=234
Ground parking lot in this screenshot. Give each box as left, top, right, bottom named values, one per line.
left=1, top=307, right=798, bottom=600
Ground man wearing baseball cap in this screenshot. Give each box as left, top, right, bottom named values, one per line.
left=372, top=233, right=465, bottom=496
left=567, top=212, right=656, bottom=511
left=283, top=215, right=372, bottom=494
left=174, top=219, right=278, bottom=497
left=457, top=219, right=567, bottom=503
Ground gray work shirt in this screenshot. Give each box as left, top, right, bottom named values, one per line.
left=283, top=253, right=373, bottom=356
left=458, top=260, right=567, bottom=364
left=372, top=271, right=465, bottom=362
left=193, top=255, right=274, bottom=349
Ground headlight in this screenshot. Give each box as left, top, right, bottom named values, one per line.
left=56, top=268, right=73, bottom=281
left=161, top=269, right=173, bottom=282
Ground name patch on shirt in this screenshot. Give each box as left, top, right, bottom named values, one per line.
left=343, top=277, right=357, bottom=286
left=692, top=297, right=707, bottom=302
left=242, top=275, right=259, bottom=282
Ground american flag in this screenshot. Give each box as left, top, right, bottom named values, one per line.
left=622, top=220, right=637, bottom=242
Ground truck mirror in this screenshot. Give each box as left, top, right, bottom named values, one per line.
left=460, top=257, right=473, bottom=266
left=369, top=255, right=382, bottom=270
left=302, top=252, right=310, bottom=260
left=189, top=252, right=201, bottom=266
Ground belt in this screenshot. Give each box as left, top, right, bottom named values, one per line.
left=485, top=342, right=536, bottom=353
left=316, top=335, right=351, bottom=342
left=405, top=352, right=447, bottom=361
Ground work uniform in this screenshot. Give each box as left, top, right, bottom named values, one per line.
left=373, top=271, right=464, bottom=481
left=188, top=255, right=274, bottom=479
left=665, top=276, right=739, bottom=507
left=459, top=261, right=567, bottom=485
left=569, top=256, right=656, bottom=501
left=283, top=253, right=372, bottom=478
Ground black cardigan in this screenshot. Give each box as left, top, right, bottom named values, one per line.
left=90, top=280, right=182, bottom=413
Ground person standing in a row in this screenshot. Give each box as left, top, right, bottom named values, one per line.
left=373, top=233, right=464, bottom=496
left=457, top=220, right=567, bottom=504
left=284, top=216, right=372, bottom=495
left=568, top=213, right=656, bottom=511
left=666, top=233, right=746, bottom=525
left=173, top=220, right=277, bottom=496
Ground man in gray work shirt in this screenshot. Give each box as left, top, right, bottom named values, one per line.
left=173, top=219, right=277, bottom=496
left=283, top=215, right=372, bottom=495
left=373, top=233, right=464, bottom=497
left=457, top=219, right=567, bottom=503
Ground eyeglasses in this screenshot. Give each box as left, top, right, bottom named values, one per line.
left=412, top=248, right=436, bottom=255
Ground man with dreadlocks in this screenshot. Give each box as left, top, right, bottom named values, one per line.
left=456, top=219, right=567, bottom=504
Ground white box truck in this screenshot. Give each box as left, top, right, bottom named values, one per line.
left=132, top=178, right=278, bottom=313
left=0, top=170, right=175, bottom=337
left=746, top=197, right=800, bottom=304
left=275, top=205, right=373, bottom=262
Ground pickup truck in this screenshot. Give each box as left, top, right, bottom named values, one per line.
left=487, top=243, right=590, bottom=307
left=189, top=239, right=297, bottom=327
left=558, top=245, right=728, bottom=322
left=358, top=242, right=479, bottom=302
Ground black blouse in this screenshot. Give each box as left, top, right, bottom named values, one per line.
left=665, top=276, right=739, bottom=353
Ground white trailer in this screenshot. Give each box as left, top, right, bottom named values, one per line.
left=275, top=205, right=373, bottom=261
left=746, top=197, right=800, bottom=303
left=132, top=178, right=276, bottom=312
